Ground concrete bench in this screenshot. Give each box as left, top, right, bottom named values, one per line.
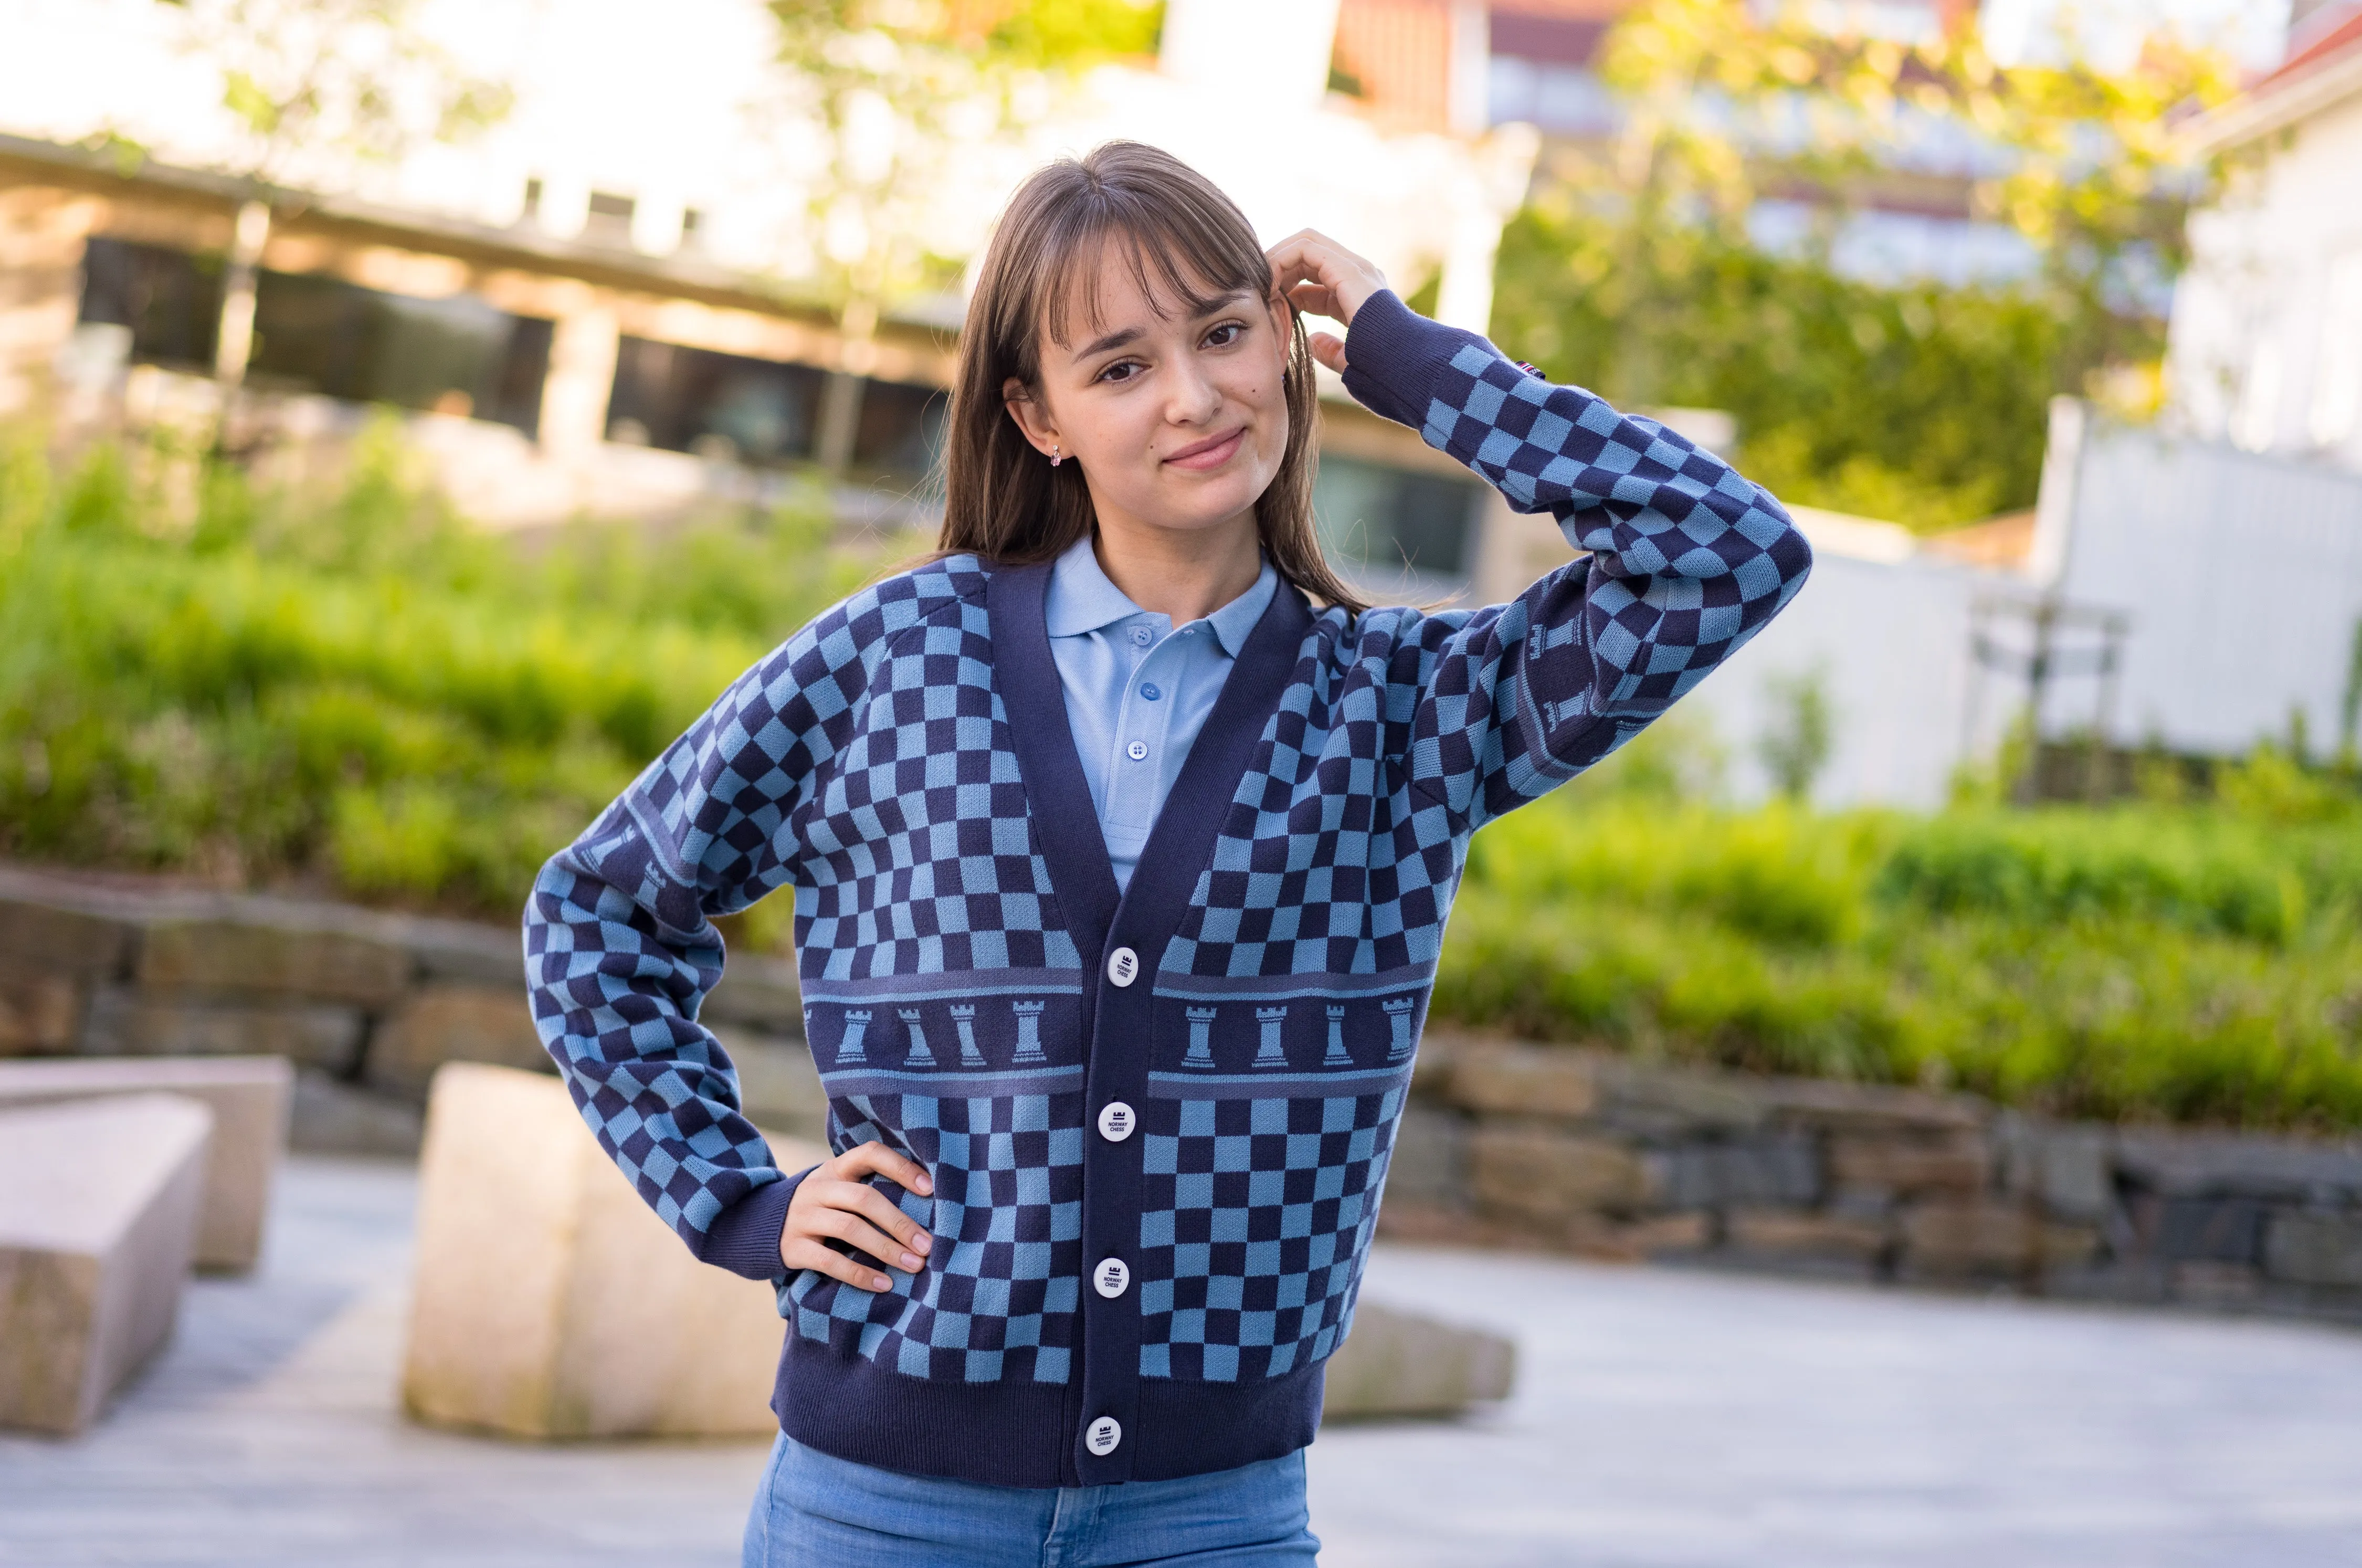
left=0, top=1056, right=289, bottom=1272
left=1321, top=1301, right=1518, bottom=1420
left=0, top=1094, right=214, bottom=1435
left=401, top=1062, right=826, bottom=1440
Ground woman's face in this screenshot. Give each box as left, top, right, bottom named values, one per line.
left=1005, top=241, right=1293, bottom=544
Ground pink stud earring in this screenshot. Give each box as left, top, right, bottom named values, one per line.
left=1050, top=443, right=1062, bottom=467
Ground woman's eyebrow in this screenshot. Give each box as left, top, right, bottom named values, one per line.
left=1070, top=291, right=1249, bottom=362
left=1075, top=324, right=1145, bottom=360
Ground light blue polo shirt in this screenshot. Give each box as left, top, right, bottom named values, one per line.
left=1043, top=533, right=1279, bottom=892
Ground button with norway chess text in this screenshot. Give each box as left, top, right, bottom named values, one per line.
left=1098, top=1101, right=1136, bottom=1142
left=1086, top=1416, right=1122, bottom=1456
left=1106, top=946, right=1140, bottom=986
left=1094, top=1257, right=1130, bottom=1298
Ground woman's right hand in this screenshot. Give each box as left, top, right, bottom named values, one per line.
left=781, top=1141, right=935, bottom=1292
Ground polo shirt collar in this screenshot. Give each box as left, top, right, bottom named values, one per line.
left=1044, top=533, right=1279, bottom=657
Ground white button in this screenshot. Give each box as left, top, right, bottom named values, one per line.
left=1094, top=1257, right=1131, bottom=1298
left=1125, top=740, right=1149, bottom=762
left=1086, top=1415, right=1122, bottom=1456
left=1098, top=1100, right=1136, bottom=1141
left=1106, top=946, right=1140, bottom=986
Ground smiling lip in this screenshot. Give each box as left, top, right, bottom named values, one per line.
left=1163, top=428, right=1247, bottom=470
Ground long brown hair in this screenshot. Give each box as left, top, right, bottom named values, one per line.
left=938, top=141, right=1366, bottom=615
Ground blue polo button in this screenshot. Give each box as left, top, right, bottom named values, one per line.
left=1140, top=682, right=1162, bottom=701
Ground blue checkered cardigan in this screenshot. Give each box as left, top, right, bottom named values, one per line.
left=525, top=289, right=1811, bottom=1488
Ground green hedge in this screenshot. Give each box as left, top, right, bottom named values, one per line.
left=0, top=426, right=883, bottom=925
left=6, top=429, right=2359, bottom=1130
left=1438, top=786, right=2362, bottom=1131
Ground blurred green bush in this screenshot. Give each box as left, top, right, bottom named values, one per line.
left=0, top=423, right=885, bottom=928
left=1437, top=728, right=2362, bottom=1131
left=6, top=426, right=2358, bottom=1130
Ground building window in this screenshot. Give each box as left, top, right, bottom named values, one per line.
left=606, top=336, right=826, bottom=465
left=79, top=236, right=552, bottom=433
left=78, top=236, right=225, bottom=371
left=1313, top=451, right=1484, bottom=585
left=851, top=378, right=949, bottom=492
left=246, top=270, right=553, bottom=434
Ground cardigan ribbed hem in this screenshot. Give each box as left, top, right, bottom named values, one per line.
left=697, top=1168, right=806, bottom=1282
left=771, top=1328, right=1326, bottom=1489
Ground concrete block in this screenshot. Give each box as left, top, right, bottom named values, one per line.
left=366, top=984, right=549, bottom=1099
left=1378, top=1103, right=1470, bottom=1211
left=2155, top=1198, right=2268, bottom=1265
left=1470, top=1125, right=1648, bottom=1220
left=1650, top=1135, right=1820, bottom=1211
left=1828, top=1133, right=1989, bottom=1197
left=0, top=969, right=81, bottom=1054
left=1320, top=1302, right=1515, bottom=1420
left=1445, top=1041, right=1598, bottom=1121
left=0, top=877, right=136, bottom=978
left=2115, top=1130, right=2362, bottom=1203
left=0, top=1094, right=213, bottom=1435
left=1596, top=1060, right=1769, bottom=1137
left=1759, top=1077, right=1985, bottom=1135
left=402, top=1062, right=827, bottom=1440
left=1725, top=1207, right=1889, bottom=1267
left=288, top=1070, right=424, bottom=1157
left=136, top=919, right=412, bottom=1008
left=705, top=954, right=805, bottom=1032
left=0, top=1056, right=288, bottom=1272
left=1898, top=1199, right=2038, bottom=1280
left=2264, top=1213, right=2362, bottom=1287
left=715, top=1029, right=829, bottom=1145
left=82, top=987, right=364, bottom=1072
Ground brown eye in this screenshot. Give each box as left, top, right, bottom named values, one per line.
left=1204, top=322, right=1243, bottom=348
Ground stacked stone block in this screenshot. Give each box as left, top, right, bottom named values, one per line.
left=1388, top=1035, right=2362, bottom=1323
left=0, top=866, right=824, bottom=1151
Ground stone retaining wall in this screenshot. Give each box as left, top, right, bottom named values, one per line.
left=0, top=866, right=825, bottom=1152
left=1384, top=1036, right=2362, bottom=1324
left=4, top=865, right=2356, bottom=1324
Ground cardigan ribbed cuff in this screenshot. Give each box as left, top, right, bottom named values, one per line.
left=1339, top=287, right=1491, bottom=431
left=695, top=1165, right=810, bottom=1282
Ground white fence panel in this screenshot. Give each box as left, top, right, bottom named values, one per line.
left=2042, top=406, right=2362, bottom=755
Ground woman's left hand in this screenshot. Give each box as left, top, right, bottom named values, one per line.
left=1268, top=229, right=1388, bottom=375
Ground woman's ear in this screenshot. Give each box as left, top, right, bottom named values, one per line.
left=1001, top=375, right=1060, bottom=457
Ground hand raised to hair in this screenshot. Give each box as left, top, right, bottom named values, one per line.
left=1268, top=229, right=1389, bottom=375
left=781, top=1140, right=935, bottom=1292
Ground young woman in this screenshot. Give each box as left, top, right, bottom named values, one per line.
left=526, top=142, right=1809, bottom=1566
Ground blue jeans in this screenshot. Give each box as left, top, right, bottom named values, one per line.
left=741, top=1435, right=1321, bottom=1567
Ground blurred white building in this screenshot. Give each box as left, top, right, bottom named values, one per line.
left=0, top=0, right=1543, bottom=605
left=2168, top=2, right=2362, bottom=473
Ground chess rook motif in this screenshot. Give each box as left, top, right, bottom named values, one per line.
left=951, top=1004, right=984, bottom=1067
left=898, top=1008, right=932, bottom=1067
left=1010, top=1000, right=1048, bottom=1064
left=836, top=1010, right=872, bottom=1066
left=1183, top=1006, right=1218, bottom=1069
left=527, top=286, right=1810, bottom=1490
left=1253, top=1006, right=1290, bottom=1069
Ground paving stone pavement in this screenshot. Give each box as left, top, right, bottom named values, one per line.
left=3, top=1156, right=2360, bottom=1567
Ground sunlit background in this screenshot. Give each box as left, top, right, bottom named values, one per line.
left=2, top=0, right=2360, bottom=1563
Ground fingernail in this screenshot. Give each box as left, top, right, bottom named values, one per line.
left=913, top=1233, right=932, bottom=1254
left=900, top=1251, right=922, bottom=1270
left=915, top=1175, right=934, bottom=1196
left=874, top=1274, right=892, bottom=1290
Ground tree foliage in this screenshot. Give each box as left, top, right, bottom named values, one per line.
left=1492, top=0, right=2237, bottom=529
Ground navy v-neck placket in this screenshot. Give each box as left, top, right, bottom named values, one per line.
left=989, top=560, right=1312, bottom=1486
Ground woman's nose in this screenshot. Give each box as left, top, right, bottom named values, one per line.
left=1165, top=362, right=1221, bottom=425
